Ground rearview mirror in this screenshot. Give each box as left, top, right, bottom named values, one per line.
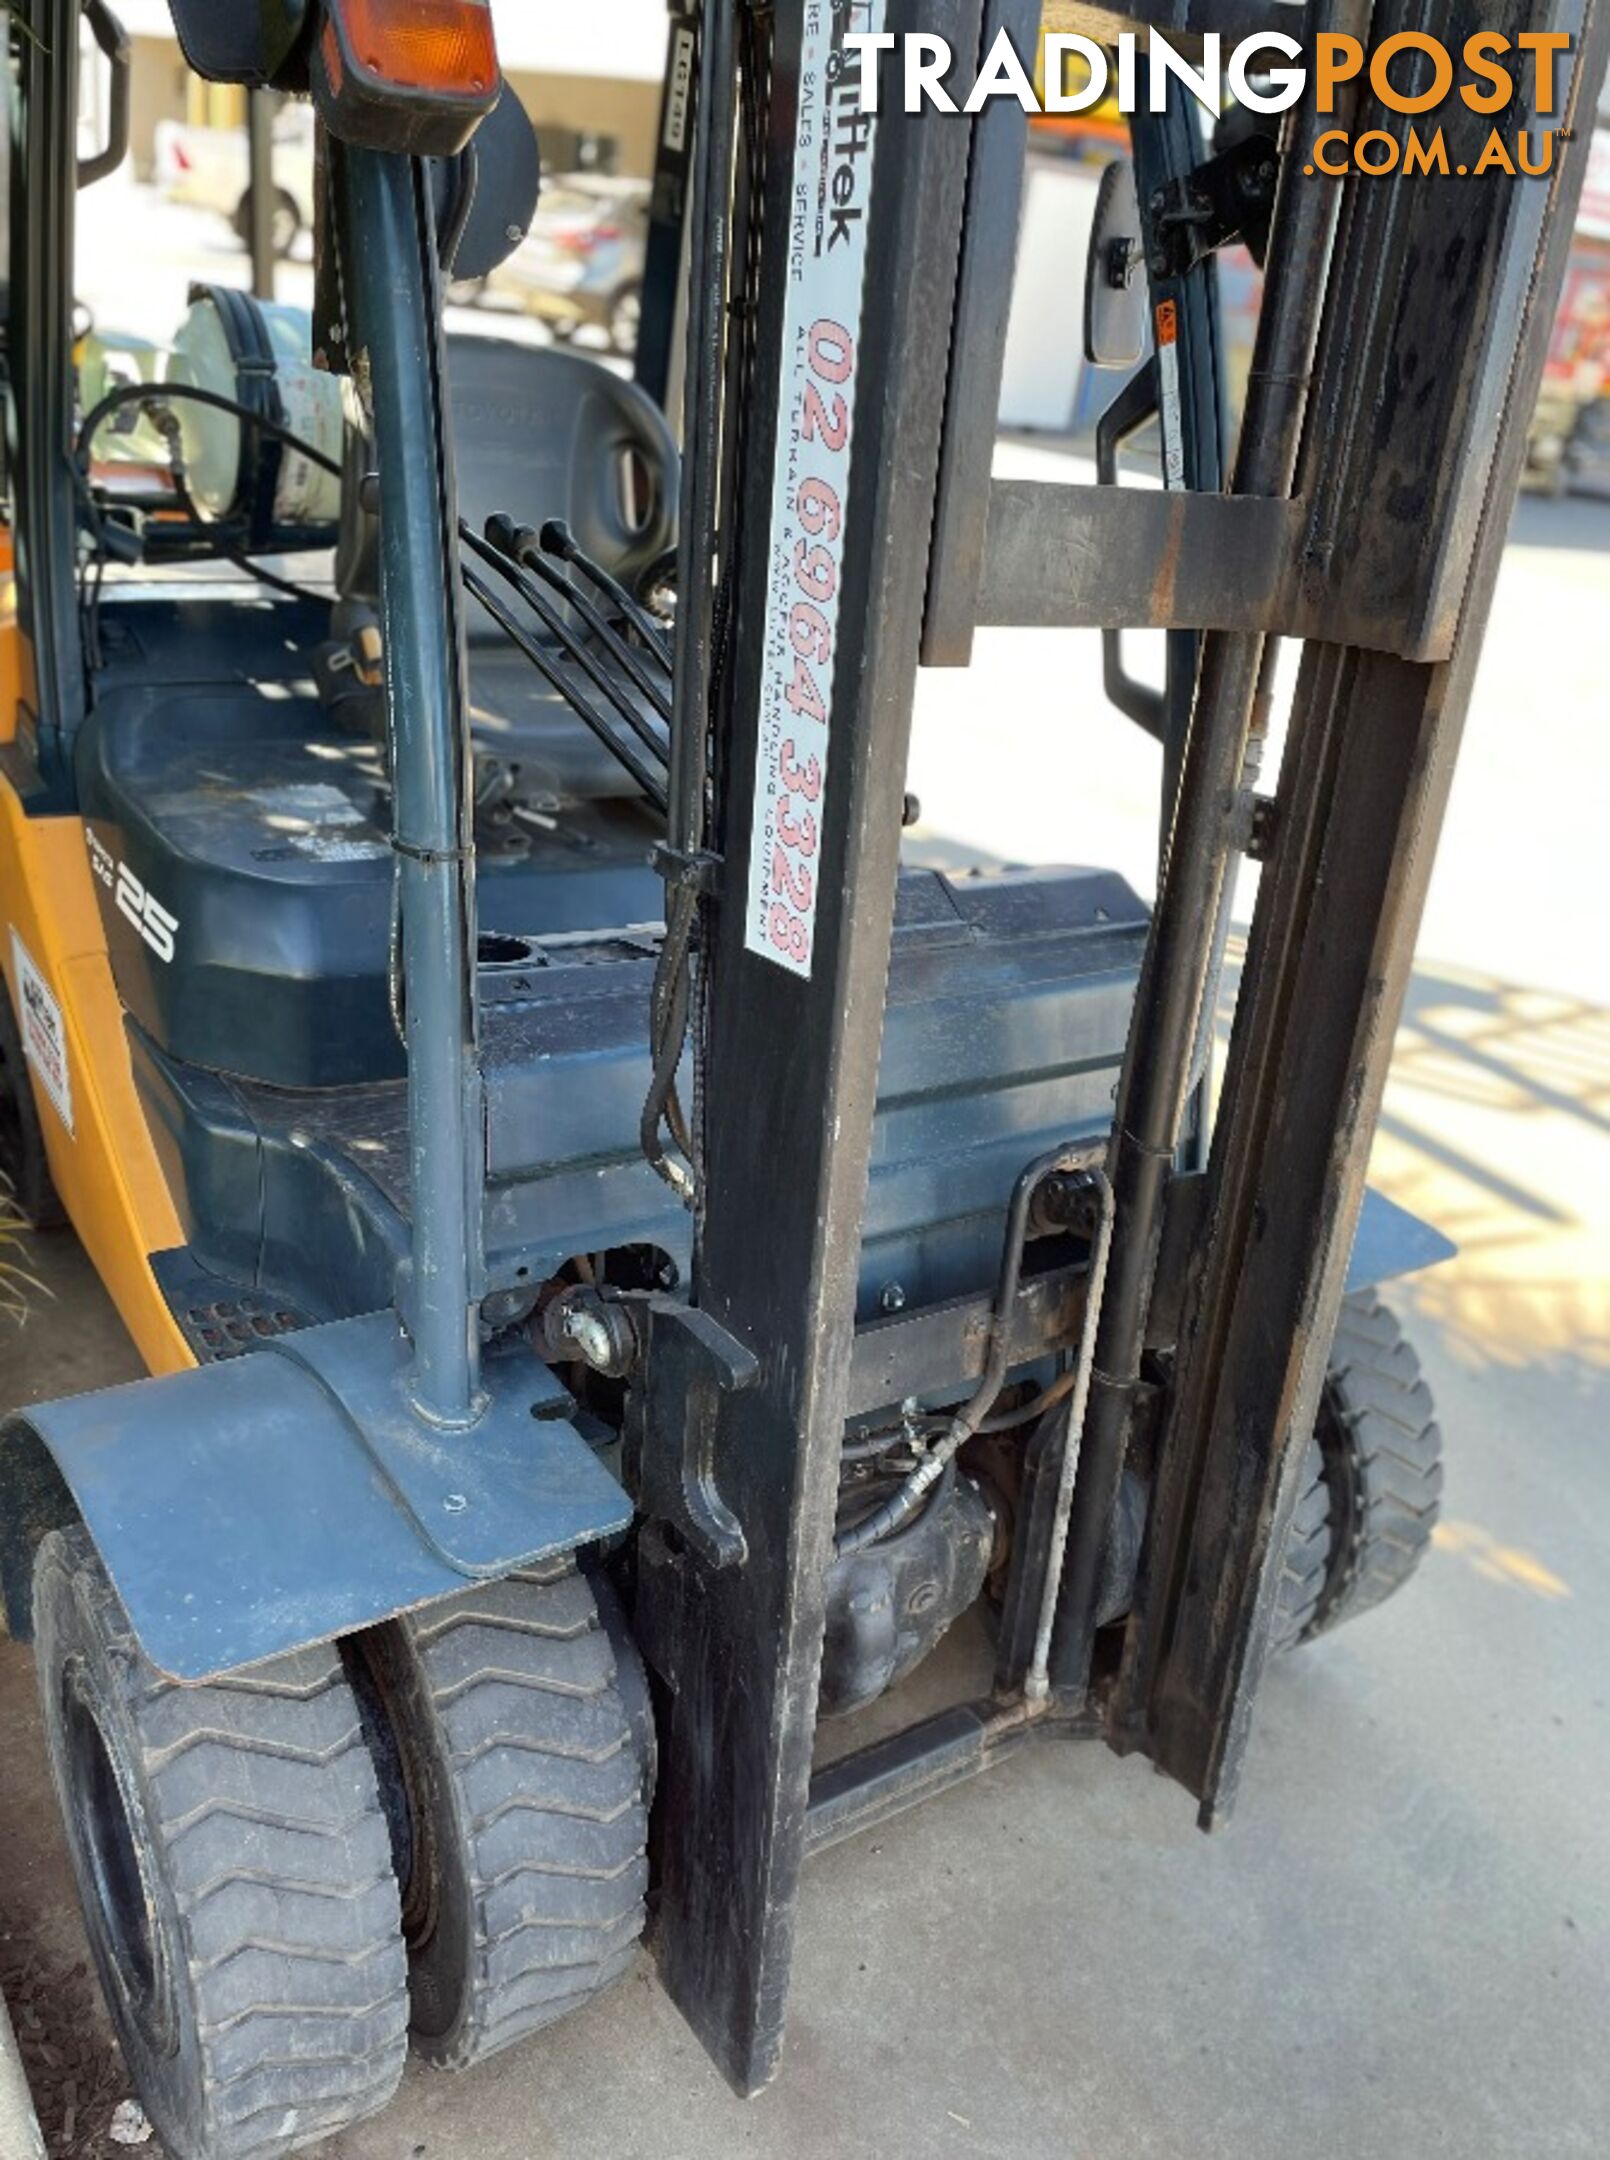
left=1084, top=158, right=1147, bottom=370
left=430, top=87, right=542, bottom=280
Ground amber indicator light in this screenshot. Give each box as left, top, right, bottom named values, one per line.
left=332, top=0, right=498, bottom=95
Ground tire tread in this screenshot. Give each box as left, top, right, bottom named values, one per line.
left=36, top=1527, right=407, bottom=2160
left=1303, top=1295, right=1443, bottom=1642
left=395, top=1564, right=648, bottom=2071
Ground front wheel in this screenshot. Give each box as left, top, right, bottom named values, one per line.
left=1274, top=1293, right=1444, bottom=1649
left=34, top=1527, right=408, bottom=2160
left=347, top=1561, right=651, bottom=2072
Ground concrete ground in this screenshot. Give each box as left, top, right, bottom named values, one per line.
left=0, top=175, right=1606, bottom=2159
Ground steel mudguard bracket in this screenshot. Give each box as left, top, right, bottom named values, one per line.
left=0, top=1310, right=631, bottom=1679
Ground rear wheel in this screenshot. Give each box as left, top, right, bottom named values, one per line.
left=0, top=969, right=65, bottom=1229
left=350, top=1561, right=650, bottom=2072
left=1274, top=1292, right=1443, bottom=1649
left=34, top=1527, right=408, bottom=2160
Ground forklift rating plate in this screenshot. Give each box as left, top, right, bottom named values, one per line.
left=744, top=0, right=886, bottom=979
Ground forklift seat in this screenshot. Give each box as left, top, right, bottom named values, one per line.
left=338, top=334, right=676, bottom=611
left=335, top=336, right=677, bottom=801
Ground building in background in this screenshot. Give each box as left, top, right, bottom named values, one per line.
left=111, top=0, right=670, bottom=181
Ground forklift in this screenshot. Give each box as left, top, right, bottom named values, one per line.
left=0, top=0, right=1595, bottom=2153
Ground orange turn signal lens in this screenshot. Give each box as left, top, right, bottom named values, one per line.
left=331, top=0, right=498, bottom=97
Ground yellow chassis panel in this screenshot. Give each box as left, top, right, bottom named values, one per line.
left=0, top=785, right=193, bottom=1377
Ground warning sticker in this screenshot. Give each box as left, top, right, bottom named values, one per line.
left=742, top=0, right=886, bottom=979
left=10, top=931, right=73, bottom=1136
left=1154, top=300, right=1186, bottom=492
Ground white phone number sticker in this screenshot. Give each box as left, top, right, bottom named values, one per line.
left=743, top=0, right=885, bottom=978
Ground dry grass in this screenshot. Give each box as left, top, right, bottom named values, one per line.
left=0, top=1173, right=50, bottom=1327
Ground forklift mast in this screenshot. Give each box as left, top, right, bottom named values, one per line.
left=628, top=0, right=1606, bottom=2093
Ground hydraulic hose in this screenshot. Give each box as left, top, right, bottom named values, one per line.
left=74, top=379, right=343, bottom=481
left=834, top=1144, right=1105, bottom=1559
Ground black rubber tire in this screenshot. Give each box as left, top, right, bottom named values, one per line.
left=1271, top=1435, right=1333, bottom=1650
left=0, top=970, right=66, bottom=1230
left=34, top=1527, right=409, bottom=2160
left=1274, top=1292, right=1443, bottom=1650
left=350, top=1560, right=650, bottom=2072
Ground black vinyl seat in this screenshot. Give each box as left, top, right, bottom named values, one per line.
left=338, top=336, right=677, bottom=802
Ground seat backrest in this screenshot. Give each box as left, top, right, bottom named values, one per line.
left=336, top=337, right=678, bottom=634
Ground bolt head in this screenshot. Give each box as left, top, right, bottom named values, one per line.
left=563, top=1306, right=617, bottom=1371
left=880, top=1282, right=907, bottom=1314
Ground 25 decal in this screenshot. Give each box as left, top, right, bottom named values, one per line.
left=85, top=825, right=179, bottom=964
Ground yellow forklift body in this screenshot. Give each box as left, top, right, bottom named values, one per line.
left=0, top=536, right=191, bottom=1374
